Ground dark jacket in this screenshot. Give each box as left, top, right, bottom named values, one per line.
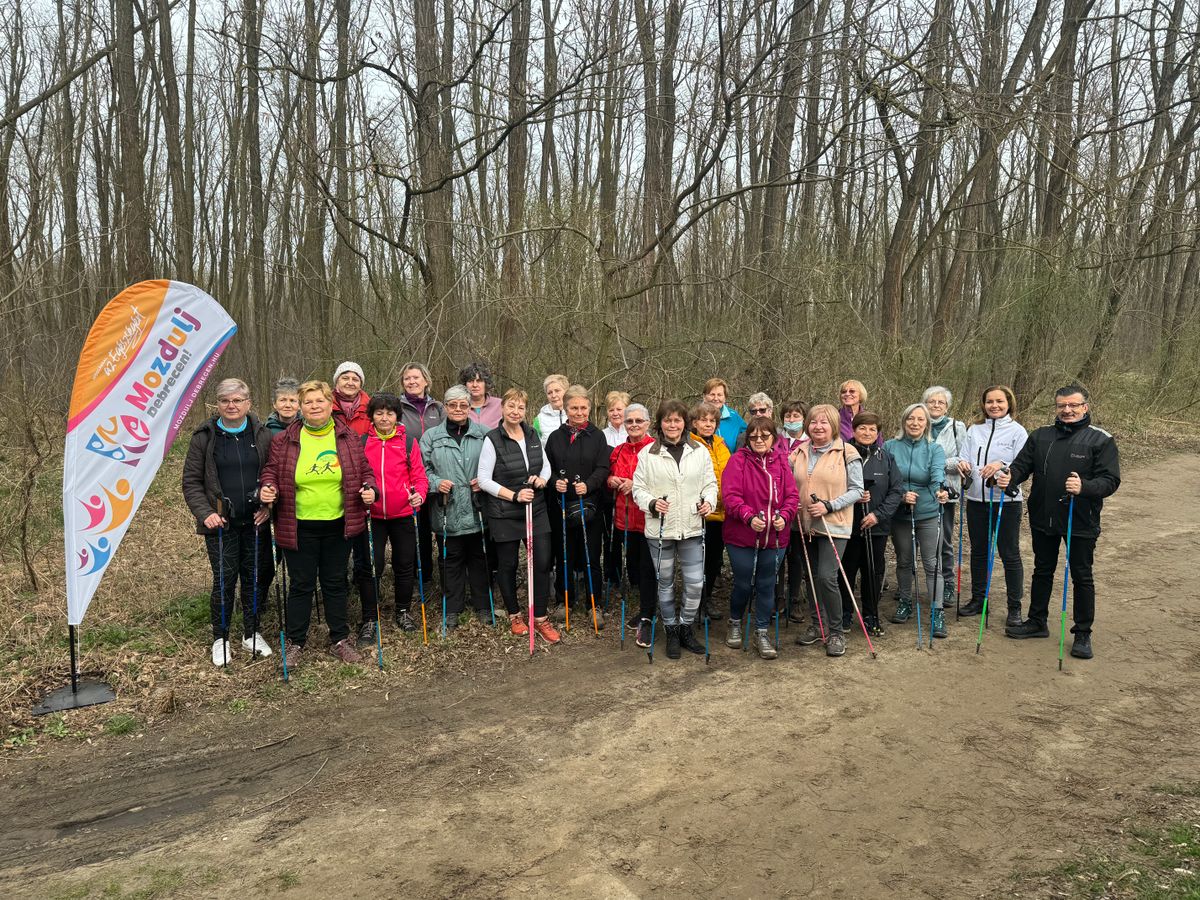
left=399, top=393, right=446, bottom=440
left=1007, top=417, right=1120, bottom=539
left=544, top=422, right=612, bottom=508
left=484, top=423, right=550, bottom=542
left=260, top=418, right=378, bottom=550
left=265, top=412, right=297, bottom=435
left=182, top=415, right=272, bottom=535
left=851, top=441, right=905, bottom=537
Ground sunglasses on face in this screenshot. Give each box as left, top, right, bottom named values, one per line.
left=748, top=433, right=772, bottom=442
left=750, top=407, right=769, bottom=415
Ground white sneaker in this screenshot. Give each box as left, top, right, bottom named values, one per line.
left=211, top=638, right=233, bottom=666
left=242, top=633, right=273, bottom=657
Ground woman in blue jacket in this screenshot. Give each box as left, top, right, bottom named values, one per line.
left=885, top=403, right=949, bottom=637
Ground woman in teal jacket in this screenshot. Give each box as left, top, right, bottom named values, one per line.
left=419, top=385, right=493, bottom=628
left=885, top=403, right=950, bottom=637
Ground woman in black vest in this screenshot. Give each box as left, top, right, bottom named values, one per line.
left=477, top=388, right=560, bottom=643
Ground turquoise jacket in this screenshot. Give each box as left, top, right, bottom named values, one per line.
left=883, top=436, right=946, bottom=522
left=419, top=420, right=490, bottom=536
left=716, top=405, right=747, bottom=450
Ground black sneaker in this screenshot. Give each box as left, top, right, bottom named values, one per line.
left=356, top=619, right=378, bottom=649
left=1070, top=634, right=1093, bottom=659
left=959, top=598, right=984, bottom=617
left=635, top=619, right=653, bottom=648
left=1005, top=619, right=1050, bottom=639
left=395, top=609, right=418, bottom=632
left=665, top=625, right=682, bottom=659
left=1005, top=605, right=1023, bottom=628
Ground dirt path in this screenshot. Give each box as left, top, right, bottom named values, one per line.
left=3, top=453, right=1198, bottom=898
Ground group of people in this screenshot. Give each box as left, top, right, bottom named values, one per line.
left=182, top=364, right=1121, bottom=669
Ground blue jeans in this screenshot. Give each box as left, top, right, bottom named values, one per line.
left=727, top=544, right=785, bottom=630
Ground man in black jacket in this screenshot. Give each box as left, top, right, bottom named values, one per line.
left=996, top=383, right=1120, bottom=659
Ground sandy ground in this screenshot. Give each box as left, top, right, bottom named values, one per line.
left=2, top=453, right=1197, bottom=899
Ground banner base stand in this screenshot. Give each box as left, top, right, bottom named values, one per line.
left=33, top=680, right=116, bottom=716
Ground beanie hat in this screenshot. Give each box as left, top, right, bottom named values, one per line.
left=333, top=361, right=365, bottom=384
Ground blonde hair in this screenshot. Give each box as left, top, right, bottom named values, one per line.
left=563, top=384, right=591, bottom=405
left=839, top=379, right=868, bottom=405
left=543, top=373, right=568, bottom=392
left=215, top=378, right=250, bottom=400
left=298, top=380, right=333, bottom=403
left=501, top=387, right=528, bottom=407
left=605, top=390, right=630, bottom=410
left=703, top=377, right=728, bottom=396
left=804, top=403, right=841, bottom=437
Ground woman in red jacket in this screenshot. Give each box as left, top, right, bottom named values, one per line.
left=260, top=381, right=377, bottom=664
left=607, top=403, right=657, bottom=645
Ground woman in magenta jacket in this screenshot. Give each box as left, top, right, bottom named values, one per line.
left=721, top=416, right=799, bottom=659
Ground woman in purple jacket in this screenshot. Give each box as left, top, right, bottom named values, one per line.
left=721, top=417, right=800, bottom=659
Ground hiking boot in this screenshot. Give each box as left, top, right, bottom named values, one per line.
left=679, top=622, right=705, bottom=655
left=890, top=598, right=912, bottom=624
left=395, top=609, right=418, bottom=632
left=534, top=617, right=561, bottom=644
left=787, top=603, right=805, bottom=624
left=588, top=607, right=606, bottom=631
left=795, top=623, right=822, bottom=646
left=864, top=615, right=885, bottom=637
left=665, top=625, right=682, bottom=659
left=329, top=638, right=363, bottom=664
left=549, top=604, right=567, bottom=624
left=826, top=633, right=846, bottom=657
left=755, top=629, right=777, bottom=660
left=943, top=585, right=955, bottom=606
left=959, top=598, right=984, bottom=617
left=356, top=620, right=378, bottom=650
left=509, top=614, right=529, bottom=636
left=1070, top=634, right=1093, bottom=659
left=211, top=638, right=233, bottom=666
left=1006, top=603, right=1023, bottom=628
left=931, top=608, right=947, bottom=639
left=281, top=641, right=303, bottom=668
left=635, top=618, right=653, bottom=648
left=1005, top=619, right=1050, bottom=639
left=841, top=614, right=852, bottom=631
left=725, top=619, right=743, bottom=648
left=242, top=633, right=273, bottom=657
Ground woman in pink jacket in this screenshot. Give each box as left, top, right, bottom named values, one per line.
left=721, top=416, right=799, bottom=659
left=363, top=393, right=430, bottom=637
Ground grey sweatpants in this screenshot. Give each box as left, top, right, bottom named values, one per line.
left=651, top=535, right=705, bottom=625
left=892, top=516, right=945, bottom=609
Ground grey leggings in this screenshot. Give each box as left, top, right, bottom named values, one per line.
left=892, top=515, right=945, bottom=609
left=651, top=535, right=705, bottom=626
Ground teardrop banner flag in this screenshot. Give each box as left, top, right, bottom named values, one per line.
left=63, top=280, right=237, bottom=626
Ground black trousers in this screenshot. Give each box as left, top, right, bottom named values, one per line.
left=495, top=531, right=552, bottom=618
left=615, top=528, right=658, bottom=620
left=1028, top=529, right=1097, bottom=634
left=284, top=518, right=352, bottom=645
left=204, top=520, right=273, bottom=639
left=967, top=498, right=1024, bottom=607
left=416, top=504, right=435, bottom=585
left=601, top=497, right=621, bottom=585
left=350, top=530, right=377, bottom=620
left=547, top=493, right=566, bottom=603
left=839, top=529, right=887, bottom=622
left=565, top=513, right=605, bottom=609
left=775, top=527, right=811, bottom=612
left=436, top=531, right=492, bottom=618
left=371, top=516, right=420, bottom=617
left=702, top=519, right=725, bottom=606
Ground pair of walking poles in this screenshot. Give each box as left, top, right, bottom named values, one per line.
left=557, top=471, right=601, bottom=636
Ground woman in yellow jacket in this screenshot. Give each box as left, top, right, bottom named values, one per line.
left=691, top=401, right=731, bottom=620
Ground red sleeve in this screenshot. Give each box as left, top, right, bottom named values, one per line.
left=409, top=441, right=429, bottom=499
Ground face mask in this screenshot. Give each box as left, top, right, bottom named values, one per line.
left=783, top=421, right=804, bottom=434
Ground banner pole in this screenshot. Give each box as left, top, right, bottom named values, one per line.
left=69, top=625, right=78, bottom=695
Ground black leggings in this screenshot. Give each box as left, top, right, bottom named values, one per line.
left=615, top=528, right=658, bottom=620
left=494, top=531, right=552, bottom=618
left=284, top=518, right=352, bottom=645
left=839, top=530, right=887, bottom=622
left=436, top=531, right=492, bottom=618
left=967, top=498, right=1024, bottom=606
left=204, top=520, right=273, bottom=639
left=702, top=519, right=725, bottom=603
left=370, top=516, right=420, bottom=617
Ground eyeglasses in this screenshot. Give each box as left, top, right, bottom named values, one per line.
left=748, top=433, right=772, bottom=442
left=1055, top=402, right=1087, bottom=411
left=750, top=407, right=769, bottom=415
left=218, top=397, right=249, bottom=405
left=445, top=401, right=470, bottom=410
left=624, top=418, right=647, bottom=425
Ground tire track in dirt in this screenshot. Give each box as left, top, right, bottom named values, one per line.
left=4, top=453, right=1199, bottom=898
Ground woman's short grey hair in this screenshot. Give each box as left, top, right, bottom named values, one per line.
left=624, top=403, right=649, bottom=423
left=273, top=377, right=300, bottom=401
left=215, top=378, right=250, bottom=400
left=443, top=384, right=470, bottom=405
left=922, top=385, right=953, bottom=408
left=748, top=391, right=774, bottom=410
left=895, top=403, right=933, bottom=441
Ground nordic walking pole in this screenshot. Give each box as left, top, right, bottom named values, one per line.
left=620, top=511, right=629, bottom=651
left=976, top=481, right=1007, bottom=654
left=270, top=526, right=289, bottom=681
left=365, top=490, right=383, bottom=669
left=812, top=494, right=876, bottom=658
left=698, top=498, right=710, bottom=665
left=558, top=470, right=571, bottom=633
left=475, top=506, right=497, bottom=626
left=439, top=493, right=449, bottom=639
left=525, top=498, right=535, bottom=656
left=575, top=478, right=600, bottom=635
left=1057, top=491, right=1076, bottom=672
left=251, top=510, right=261, bottom=661
left=649, top=495, right=667, bottom=664
left=744, top=511, right=764, bottom=652
left=955, top=476, right=968, bottom=620
left=909, top=498, right=923, bottom=650
left=798, top=529, right=825, bottom=641
left=217, top=497, right=228, bottom=668
left=412, top=497, right=429, bottom=646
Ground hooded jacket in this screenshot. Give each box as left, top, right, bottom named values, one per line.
left=265, top=412, right=297, bottom=435
left=715, top=405, right=747, bottom=450
left=632, top=437, right=718, bottom=541
left=959, top=415, right=1028, bottom=502
left=1007, top=415, right=1120, bottom=539
left=364, top=425, right=428, bottom=520
left=260, top=418, right=377, bottom=550
left=609, top=435, right=654, bottom=533
left=930, top=416, right=967, bottom=492
left=851, top=441, right=905, bottom=537
left=884, top=435, right=947, bottom=522
left=420, top=419, right=489, bottom=536
left=182, top=415, right=273, bottom=535
left=399, top=392, right=446, bottom=440
left=532, top=404, right=566, bottom=439
left=693, top=432, right=732, bottom=523
left=720, top=445, right=799, bottom=550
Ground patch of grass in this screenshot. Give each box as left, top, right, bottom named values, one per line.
left=42, top=714, right=77, bottom=739
left=293, top=672, right=319, bottom=694
left=227, top=698, right=249, bottom=714
left=80, top=624, right=157, bottom=653
left=1154, top=783, right=1200, bottom=799
left=103, top=714, right=139, bottom=736
left=4, top=727, right=36, bottom=749
left=277, top=870, right=301, bottom=890
left=161, top=593, right=211, bottom=638
left=333, top=664, right=363, bottom=682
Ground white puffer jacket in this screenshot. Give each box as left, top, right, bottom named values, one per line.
left=959, top=415, right=1029, bottom=502
left=633, top=438, right=718, bottom=540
